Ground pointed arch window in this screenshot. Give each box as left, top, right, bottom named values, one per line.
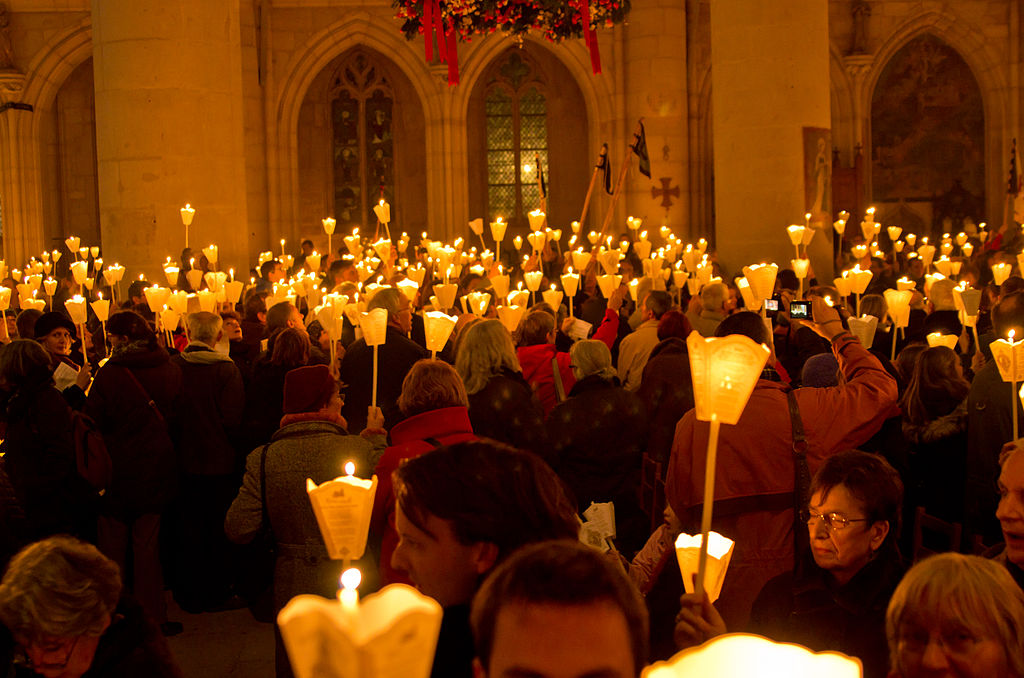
left=330, top=51, right=396, bottom=230
left=485, top=51, right=548, bottom=223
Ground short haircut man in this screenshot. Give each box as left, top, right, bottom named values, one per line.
left=471, top=541, right=648, bottom=678
left=392, top=441, right=580, bottom=678
left=259, top=259, right=282, bottom=281
left=644, top=290, right=672, bottom=320
left=519, top=310, right=555, bottom=347
left=265, top=301, right=301, bottom=336
left=701, top=282, right=727, bottom=313
left=185, top=311, right=223, bottom=347
left=392, top=440, right=579, bottom=608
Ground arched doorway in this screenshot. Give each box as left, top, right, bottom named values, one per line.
left=870, top=34, right=984, bottom=235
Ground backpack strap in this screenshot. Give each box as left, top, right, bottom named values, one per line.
left=120, top=367, right=165, bottom=425
left=787, top=389, right=812, bottom=571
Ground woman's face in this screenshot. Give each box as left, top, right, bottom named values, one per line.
left=22, top=630, right=104, bottom=678
left=39, top=328, right=72, bottom=356
left=222, top=318, right=243, bottom=342
left=895, top=613, right=1008, bottom=678
left=806, top=484, right=888, bottom=584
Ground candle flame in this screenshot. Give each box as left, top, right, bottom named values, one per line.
left=345, top=461, right=355, bottom=476
left=340, top=568, right=361, bottom=592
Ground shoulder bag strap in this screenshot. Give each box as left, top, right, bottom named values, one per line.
left=259, top=443, right=272, bottom=535
left=120, top=366, right=165, bottom=425
left=552, top=357, right=566, bottom=403
left=787, top=389, right=812, bottom=571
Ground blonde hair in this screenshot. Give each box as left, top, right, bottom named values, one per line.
left=455, top=319, right=521, bottom=395
left=570, top=339, right=616, bottom=381
left=398, top=359, right=468, bottom=416
left=886, top=553, right=1024, bottom=678
left=0, top=536, right=121, bottom=644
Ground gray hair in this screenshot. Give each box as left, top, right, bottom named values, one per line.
left=886, top=553, right=1024, bottom=678
left=0, top=536, right=121, bottom=644
left=455, top=319, right=521, bottom=395
left=186, top=311, right=223, bottom=346
left=570, top=339, right=616, bottom=381
left=701, top=282, right=727, bottom=312
left=368, top=288, right=402, bottom=323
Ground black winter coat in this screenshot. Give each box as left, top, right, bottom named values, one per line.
left=84, top=343, right=183, bottom=516
left=466, top=368, right=547, bottom=458
left=636, top=338, right=694, bottom=465
left=340, top=326, right=428, bottom=432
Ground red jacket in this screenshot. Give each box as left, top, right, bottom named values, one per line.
left=517, top=309, right=620, bottom=415
left=370, top=406, right=476, bottom=585
left=666, top=331, right=898, bottom=629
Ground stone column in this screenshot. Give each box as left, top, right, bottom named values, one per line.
left=710, top=0, right=833, bottom=280
left=91, top=0, right=250, bottom=279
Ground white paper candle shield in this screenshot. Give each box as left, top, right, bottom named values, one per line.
left=360, top=308, right=389, bottom=347
left=197, top=290, right=217, bottom=313
left=675, top=531, right=734, bottom=603
left=466, top=291, right=491, bottom=316
left=687, top=332, right=770, bottom=426
left=741, top=264, right=778, bottom=302
left=523, top=270, right=543, bottom=292
left=168, top=290, right=190, bottom=314
left=160, top=309, right=181, bottom=333
left=144, top=286, right=171, bottom=313
left=895, top=277, right=916, bottom=291
left=883, top=289, right=913, bottom=328
left=917, top=244, right=936, bottom=269
left=306, top=473, right=378, bottom=560
left=373, top=201, right=391, bottom=225
left=641, top=634, right=863, bottom=678
left=599, top=250, right=622, bottom=275
left=952, top=286, right=981, bottom=316
left=70, top=261, right=89, bottom=285
left=432, top=283, right=457, bottom=311
left=786, top=225, right=805, bottom=246
left=634, top=240, right=653, bottom=260
left=64, top=296, right=88, bottom=325
left=64, top=236, right=80, bottom=253
left=373, top=239, right=392, bottom=263
left=491, top=274, right=511, bottom=300
left=202, top=245, right=219, bottom=265
left=277, top=583, right=443, bottom=678
left=21, top=297, right=45, bottom=312
left=596, top=274, right=621, bottom=300
left=571, top=250, right=591, bottom=271
left=423, top=312, right=457, bottom=353
left=497, top=305, right=525, bottom=334
left=527, top=210, right=546, bottom=231
left=933, top=258, right=952, bottom=277
left=990, top=337, right=1024, bottom=382
left=541, top=288, right=563, bottom=310
left=396, top=279, right=419, bottom=304
left=0, top=287, right=10, bottom=312
left=736, top=278, right=761, bottom=312
left=847, top=267, right=873, bottom=294
left=180, top=204, right=195, bottom=226
left=887, top=225, right=903, bottom=242
left=185, top=269, right=203, bottom=292
left=847, top=315, right=878, bottom=349
left=926, top=333, right=958, bottom=350
left=224, top=280, right=244, bottom=304
left=489, top=218, right=507, bottom=243
left=992, top=262, right=1012, bottom=286
left=468, top=218, right=484, bottom=236
left=90, top=298, right=111, bottom=322
left=204, top=271, right=227, bottom=293
left=791, top=258, right=810, bottom=280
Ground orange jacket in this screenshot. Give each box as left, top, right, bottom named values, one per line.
left=666, top=331, right=898, bottom=628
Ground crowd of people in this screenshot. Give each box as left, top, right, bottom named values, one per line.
left=0, top=222, right=1022, bottom=678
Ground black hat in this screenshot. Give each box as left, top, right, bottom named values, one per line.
left=33, top=311, right=77, bottom=341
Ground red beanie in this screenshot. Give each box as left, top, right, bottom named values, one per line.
left=282, top=365, right=336, bottom=414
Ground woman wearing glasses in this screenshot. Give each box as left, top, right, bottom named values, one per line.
left=0, top=535, right=180, bottom=677
left=675, top=450, right=905, bottom=678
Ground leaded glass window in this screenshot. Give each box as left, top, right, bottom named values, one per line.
left=330, top=52, right=396, bottom=230
left=485, top=51, right=548, bottom=223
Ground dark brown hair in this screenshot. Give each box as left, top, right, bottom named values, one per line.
left=810, top=450, right=904, bottom=549
left=471, top=541, right=648, bottom=675
left=270, top=327, right=311, bottom=368
left=394, top=441, right=578, bottom=562
left=900, top=345, right=968, bottom=426
left=518, top=309, right=555, bottom=347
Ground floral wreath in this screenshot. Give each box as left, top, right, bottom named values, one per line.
left=393, top=0, right=630, bottom=84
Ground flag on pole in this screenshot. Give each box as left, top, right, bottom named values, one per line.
left=632, top=122, right=651, bottom=179
left=597, top=144, right=612, bottom=195
left=537, top=154, right=547, bottom=199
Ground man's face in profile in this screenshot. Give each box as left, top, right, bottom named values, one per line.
left=476, top=600, right=635, bottom=678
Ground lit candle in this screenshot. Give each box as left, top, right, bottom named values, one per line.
left=337, top=567, right=361, bottom=615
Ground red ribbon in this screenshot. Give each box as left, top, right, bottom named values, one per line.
left=578, top=0, right=601, bottom=74
left=445, top=20, right=459, bottom=85
left=434, top=5, right=447, bottom=63
left=423, top=0, right=434, bottom=62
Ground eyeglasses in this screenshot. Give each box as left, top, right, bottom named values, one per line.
left=899, top=627, right=981, bottom=658
left=800, top=509, right=869, bottom=531
left=15, top=635, right=80, bottom=672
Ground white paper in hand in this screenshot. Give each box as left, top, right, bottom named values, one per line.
left=568, top=318, right=593, bottom=342
left=53, top=361, right=80, bottom=392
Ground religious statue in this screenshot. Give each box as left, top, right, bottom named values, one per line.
left=849, top=0, right=871, bottom=55
left=0, top=3, right=14, bottom=70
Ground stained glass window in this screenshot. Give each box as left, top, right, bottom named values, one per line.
left=330, top=52, right=396, bottom=231
left=484, top=52, right=548, bottom=222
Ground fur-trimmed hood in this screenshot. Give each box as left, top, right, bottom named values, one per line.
left=902, top=399, right=968, bottom=444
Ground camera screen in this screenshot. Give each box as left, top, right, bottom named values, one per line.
left=790, top=301, right=810, bottom=319
left=764, top=299, right=779, bottom=311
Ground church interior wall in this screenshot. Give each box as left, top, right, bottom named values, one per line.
left=0, top=1, right=1022, bottom=264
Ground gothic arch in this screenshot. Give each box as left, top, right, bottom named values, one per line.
left=864, top=11, right=1007, bottom=223
left=269, top=12, right=439, bottom=241
left=829, top=42, right=856, bottom=161
left=0, top=17, right=92, bottom=264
